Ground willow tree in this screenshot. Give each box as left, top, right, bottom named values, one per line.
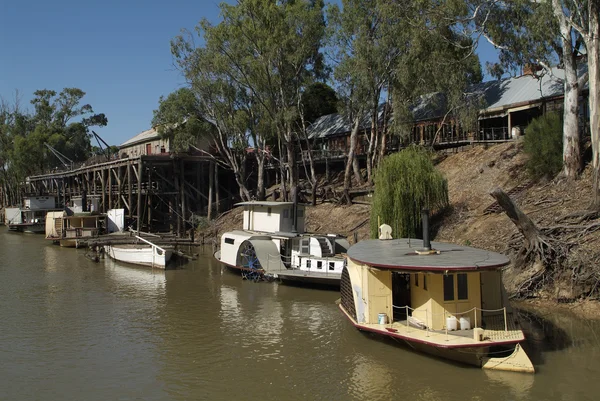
left=370, top=146, right=448, bottom=239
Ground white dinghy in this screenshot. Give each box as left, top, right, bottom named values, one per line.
left=105, top=236, right=173, bottom=268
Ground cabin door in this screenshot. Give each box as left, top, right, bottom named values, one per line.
left=480, top=271, right=502, bottom=317
left=392, top=273, right=411, bottom=321
left=146, top=143, right=152, bottom=155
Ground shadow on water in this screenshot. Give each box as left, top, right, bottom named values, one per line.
left=517, top=308, right=578, bottom=367
left=356, top=307, right=577, bottom=372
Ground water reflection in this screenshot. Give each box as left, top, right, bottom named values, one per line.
left=3, top=233, right=600, bottom=401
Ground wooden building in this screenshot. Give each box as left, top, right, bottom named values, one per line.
left=306, top=66, right=589, bottom=157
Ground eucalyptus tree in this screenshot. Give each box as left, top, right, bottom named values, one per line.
left=327, top=0, right=400, bottom=194
left=172, top=0, right=326, bottom=204
left=153, top=84, right=255, bottom=201
left=467, top=0, right=599, bottom=184
left=328, top=0, right=481, bottom=203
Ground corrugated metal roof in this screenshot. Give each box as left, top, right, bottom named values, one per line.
left=307, top=103, right=388, bottom=139
left=119, top=127, right=160, bottom=148
left=306, top=66, right=583, bottom=137
left=476, top=68, right=566, bottom=113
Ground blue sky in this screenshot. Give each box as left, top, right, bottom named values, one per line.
left=0, top=0, right=499, bottom=147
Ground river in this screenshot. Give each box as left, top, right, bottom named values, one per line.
left=0, top=230, right=599, bottom=400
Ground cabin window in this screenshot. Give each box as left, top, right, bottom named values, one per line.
left=267, top=207, right=272, bottom=216
left=443, top=275, right=455, bottom=301
left=423, top=274, right=427, bottom=291
left=301, top=239, right=310, bottom=254
left=415, top=274, right=419, bottom=287
left=457, top=273, right=468, bottom=300
left=306, top=259, right=311, bottom=269
left=283, top=209, right=289, bottom=219
left=329, top=262, right=335, bottom=270
left=224, top=237, right=235, bottom=245
left=317, top=261, right=323, bottom=269
left=297, top=209, right=304, bottom=218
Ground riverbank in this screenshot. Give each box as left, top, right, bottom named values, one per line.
left=205, top=141, right=600, bottom=307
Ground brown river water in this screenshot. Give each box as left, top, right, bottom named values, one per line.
left=1, top=229, right=599, bottom=400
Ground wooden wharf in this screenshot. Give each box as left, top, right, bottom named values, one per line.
left=25, top=154, right=237, bottom=236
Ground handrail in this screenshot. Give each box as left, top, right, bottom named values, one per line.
left=391, top=304, right=510, bottom=335
left=135, top=235, right=166, bottom=253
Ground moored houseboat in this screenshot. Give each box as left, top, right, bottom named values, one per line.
left=340, top=224, right=534, bottom=373
left=5, top=195, right=62, bottom=234
left=215, top=201, right=348, bottom=286
left=45, top=211, right=105, bottom=247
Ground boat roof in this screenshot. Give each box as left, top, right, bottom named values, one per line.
left=346, top=239, right=509, bottom=271
left=235, top=201, right=297, bottom=207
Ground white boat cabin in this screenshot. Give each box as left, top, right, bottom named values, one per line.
left=218, top=201, right=346, bottom=275
left=239, top=201, right=305, bottom=234
left=24, top=195, right=57, bottom=210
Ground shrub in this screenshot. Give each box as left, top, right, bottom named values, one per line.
left=370, top=145, right=449, bottom=239
left=523, top=112, right=563, bottom=179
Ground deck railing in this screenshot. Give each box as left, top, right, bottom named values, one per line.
left=266, top=253, right=344, bottom=276
left=391, top=305, right=509, bottom=341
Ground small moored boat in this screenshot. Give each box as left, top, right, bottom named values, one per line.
left=340, top=218, right=534, bottom=373
left=105, top=236, right=173, bottom=268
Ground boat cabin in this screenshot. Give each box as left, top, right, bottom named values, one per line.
left=238, top=201, right=305, bottom=234
left=45, top=211, right=105, bottom=246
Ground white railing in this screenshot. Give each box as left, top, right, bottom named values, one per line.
left=266, top=253, right=345, bottom=276
left=391, top=305, right=509, bottom=341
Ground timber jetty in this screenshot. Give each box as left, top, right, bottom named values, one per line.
left=25, top=154, right=236, bottom=235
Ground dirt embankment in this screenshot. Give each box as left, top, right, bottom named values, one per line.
left=206, top=141, right=600, bottom=306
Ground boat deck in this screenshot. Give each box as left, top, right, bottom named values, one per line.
left=273, top=269, right=340, bottom=285
left=343, top=307, right=524, bottom=348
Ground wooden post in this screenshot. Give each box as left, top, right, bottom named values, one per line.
left=173, top=160, right=181, bottom=235
left=208, top=161, right=214, bottom=220
left=136, top=160, right=143, bottom=233
left=127, top=163, right=132, bottom=217
left=108, top=165, right=113, bottom=210
left=117, top=166, right=122, bottom=208
left=215, top=162, right=220, bottom=213
left=180, top=159, right=186, bottom=237
left=147, top=161, right=152, bottom=229
left=100, top=169, right=106, bottom=213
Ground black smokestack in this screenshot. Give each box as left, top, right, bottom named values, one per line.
left=421, top=208, right=431, bottom=251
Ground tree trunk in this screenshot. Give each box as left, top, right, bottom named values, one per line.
left=343, top=118, right=361, bottom=204
left=366, top=111, right=377, bottom=183
left=553, top=1, right=581, bottom=179
left=208, top=161, right=214, bottom=220
left=491, top=187, right=557, bottom=266
left=490, top=188, right=542, bottom=248
left=285, top=131, right=298, bottom=206
left=589, top=0, right=600, bottom=208
left=256, top=156, right=265, bottom=201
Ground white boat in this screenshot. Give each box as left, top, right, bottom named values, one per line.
left=104, top=236, right=173, bottom=268
left=5, top=195, right=62, bottom=234
left=214, top=201, right=348, bottom=286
